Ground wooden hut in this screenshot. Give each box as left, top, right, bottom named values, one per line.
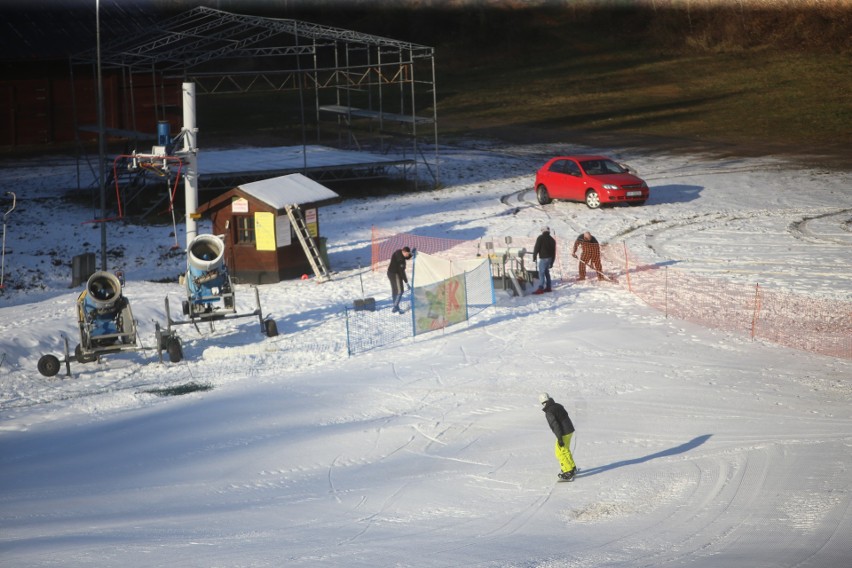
left=195, top=173, right=339, bottom=284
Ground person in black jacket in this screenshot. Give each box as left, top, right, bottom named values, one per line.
left=539, top=393, right=577, bottom=481
left=387, top=246, right=412, bottom=313
left=532, top=226, right=557, bottom=294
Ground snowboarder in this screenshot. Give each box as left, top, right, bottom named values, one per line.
left=532, top=226, right=556, bottom=294
left=539, top=393, right=577, bottom=481
left=571, top=231, right=604, bottom=281
left=387, top=246, right=412, bottom=313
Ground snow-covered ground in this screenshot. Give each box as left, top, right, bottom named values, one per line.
left=1, top=140, right=850, bottom=567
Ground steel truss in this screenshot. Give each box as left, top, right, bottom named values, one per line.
left=71, top=6, right=439, bottom=191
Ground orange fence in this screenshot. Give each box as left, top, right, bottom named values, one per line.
left=603, top=243, right=851, bottom=360
left=372, top=228, right=851, bottom=360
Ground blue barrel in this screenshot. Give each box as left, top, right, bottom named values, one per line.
left=157, top=121, right=171, bottom=147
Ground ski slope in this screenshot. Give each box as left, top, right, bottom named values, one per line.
left=1, top=140, right=850, bottom=567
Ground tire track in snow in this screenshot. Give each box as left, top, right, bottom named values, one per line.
left=789, top=208, right=852, bottom=246
left=602, top=207, right=852, bottom=296
left=610, top=207, right=851, bottom=257
left=499, top=186, right=541, bottom=216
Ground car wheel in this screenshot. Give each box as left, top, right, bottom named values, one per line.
left=585, top=190, right=601, bottom=209
left=536, top=185, right=551, bottom=205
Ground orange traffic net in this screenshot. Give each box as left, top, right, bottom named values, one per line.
left=373, top=227, right=851, bottom=360
left=604, top=242, right=851, bottom=360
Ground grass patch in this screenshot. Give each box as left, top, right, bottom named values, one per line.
left=194, top=43, right=850, bottom=166
left=435, top=46, right=851, bottom=155
left=188, top=6, right=850, bottom=166
left=141, top=382, right=214, bottom=397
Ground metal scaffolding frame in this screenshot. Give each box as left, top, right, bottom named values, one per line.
left=71, top=6, right=439, bottom=186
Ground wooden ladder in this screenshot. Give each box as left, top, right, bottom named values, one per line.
left=284, top=205, right=331, bottom=283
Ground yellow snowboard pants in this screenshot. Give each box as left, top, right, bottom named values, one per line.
left=554, top=433, right=575, bottom=472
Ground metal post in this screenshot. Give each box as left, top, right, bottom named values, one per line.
left=408, top=49, right=418, bottom=190
left=751, top=283, right=762, bottom=340
left=96, top=0, right=108, bottom=270
left=182, top=82, right=198, bottom=249
left=430, top=52, right=439, bottom=187
left=1, top=192, right=16, bottom=289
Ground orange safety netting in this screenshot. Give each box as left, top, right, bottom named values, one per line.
left=373, top=227, right=851, bottom=360
left=604, top=243, right=851, bottom=360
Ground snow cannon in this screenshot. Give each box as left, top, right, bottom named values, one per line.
left=80, top=271, right=129, bottom=341
left=183, top=234, right=234, bottom=317
left=36, top=270, right=180, bottom=378
left=162, top=234, right=278, bottom=337
left=75, top=271, right=139, bottom=361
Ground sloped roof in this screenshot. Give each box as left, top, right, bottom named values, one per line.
left=238, top=173, right=339, bottom=210
left=197, top=173, right=340, bottom=215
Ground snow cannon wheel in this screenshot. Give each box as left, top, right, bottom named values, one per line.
left=264, top=319, right=279, bottom=337
left=37, top=354, right=61, bottom=377
left=74, top=344, right=97, bottom=363
left=167, top=337, right=183, bottom=363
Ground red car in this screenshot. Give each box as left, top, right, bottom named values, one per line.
left=534, top=155, right=649, bottom=208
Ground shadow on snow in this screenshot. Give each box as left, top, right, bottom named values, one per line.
left=577, top=434, right=712, bottom=478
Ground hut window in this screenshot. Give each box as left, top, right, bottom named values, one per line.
left=235, top=216, right=255, bottom=244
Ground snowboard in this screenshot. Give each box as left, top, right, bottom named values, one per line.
left=557, top=467, right=580, bottom=482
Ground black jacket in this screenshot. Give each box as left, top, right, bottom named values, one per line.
left=533, top=232, right=557, bottom=261
left=542, top=399, right=575, bottom=440
left=387, top=249, right=409, bottom=282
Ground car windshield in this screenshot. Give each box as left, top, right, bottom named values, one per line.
left=580, top=159, right=627, bottom=175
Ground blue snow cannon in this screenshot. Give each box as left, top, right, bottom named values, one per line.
left=82, top=275, right=123, bottom=338
left=78, top=271, right=135, bottom=348
left=183, top=234, right=235, bottom=318
left=62, top=270, right=139, bottom=367
left=161, top=233, right=277, bottom=337
left=37, top=270, right=182, bottom=378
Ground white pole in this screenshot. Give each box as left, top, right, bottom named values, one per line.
left=182, top=82, right=198, bottom=248
left=96, top=0, right=108, bottom=270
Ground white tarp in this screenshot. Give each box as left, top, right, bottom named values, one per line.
left=412, top=252, right=489, bottom=287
